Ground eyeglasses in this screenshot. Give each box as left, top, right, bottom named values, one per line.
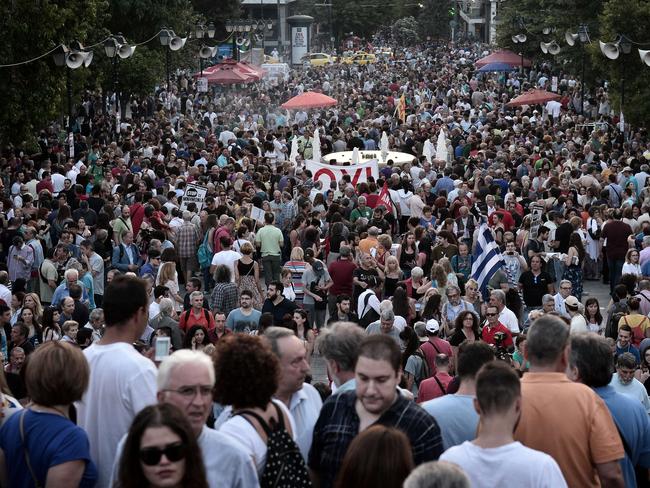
left=486, top=313, right=498, bottom=317
left=140, top=442, right=186, bottom=466
left=560, top=287, right=572, bottom=290
left=448, top=294, right=459, bottom=299
left=163, top=385, right=213, bottom=398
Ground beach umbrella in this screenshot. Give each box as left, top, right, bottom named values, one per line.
left=507, top=89, right=561, bottom=107
left=281, top=91, right=337, bottom=110
left=475, top=49, right=532, bottom=68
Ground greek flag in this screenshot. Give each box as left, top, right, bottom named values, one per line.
left=471, top=224, right=505, bottom=299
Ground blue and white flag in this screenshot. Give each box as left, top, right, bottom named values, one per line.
left=471, top=224, right=505, bottom=299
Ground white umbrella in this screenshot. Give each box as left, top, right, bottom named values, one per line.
left=422, top=139, right=434, bottom=164
left=311, top=127, right=322, bottom=163
left=289, top=136, right=299, bottom=164
left=380, top=131, right=389, bottom=162
left=436, top=128, right=448, bottom=164
left=352, top=147, right=360, bottom=165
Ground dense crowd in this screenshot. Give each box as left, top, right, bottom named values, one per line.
left=0, top=37, right=649, bottom=487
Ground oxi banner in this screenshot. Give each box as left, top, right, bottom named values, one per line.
left=305, top=159, right=379, bottom=189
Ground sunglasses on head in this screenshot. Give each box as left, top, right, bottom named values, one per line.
left=140, top=442, right=186, bottom=466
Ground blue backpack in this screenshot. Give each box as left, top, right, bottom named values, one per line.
left=197, top=232, right=213, bottom=269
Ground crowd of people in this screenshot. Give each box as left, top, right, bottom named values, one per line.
left=0, top=35, right=649, bottom=487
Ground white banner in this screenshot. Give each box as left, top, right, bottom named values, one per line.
left=197, top=77, right=208, bottom=93
left=180, top=183, right=208, bottom=212
left=291, top=26, right=308, bottom=65
left=305, top=159, right=379, bottom=189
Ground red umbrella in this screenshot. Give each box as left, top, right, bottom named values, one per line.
left=193, top=60, right=263, bottom=80
left=507, top=89, right=561, bottom=107
left=203, top=66, right=256, bottom=85
left=281, top=91, right=337, bottom=110
left=475, top=49, right=532, bottom=68
left=237, top=60, right=266, bottom=78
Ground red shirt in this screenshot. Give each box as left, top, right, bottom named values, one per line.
left=420, top=337, right=453, bottom=376
left=36, top=179, right=54, bottom=194
left=418, top=371, right=454, bottom=403
left=327, top=258, right=357, bottom=295
left=481, top=322, right=514, bottom=348
left=179, top=308, right=215, bottom=332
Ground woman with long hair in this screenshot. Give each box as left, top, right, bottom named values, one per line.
left=157, top=262, right=182, bottom=311
left=383, top=255, right=403, bottom=299
left=293, top=309, right=315, bottom=360
left=334, top=425, right=414, bottom=488
left=183, top=325, right=211, bottom=351
left=430, top=264, right=448, bottom=298
left=462, top=278, right=484, bottom=321
left=118, top=404, right=208, bottom=488
left=562, top=231, right=586, bottom=300
left=283, top=246, right=307, bottom=307
left=19, top=307, right=42, bottom=347
left=399, top=326, right=428, bottom=399
left=392, top=286, right=416, bottom=326
left=622, top=248, right=642, bottom=278
left=41, top=306, right=62, bottom=342
left=22, top=293, right=44, bottom=324
left=584, top=298, right=605, bottom=334
left=420, top=289, right=443, bottom=324
left=448, top=310, right=480, bottom=356
left=326, top=221, right=348, bottom=265
left=234, top=242, right=264, bottom=309
left=396, top=232, right=418, bottom=279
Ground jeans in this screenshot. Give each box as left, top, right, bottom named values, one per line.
left=202, top=267, right=214, bottom=293
left=607, top=257, right=625, bottom=297
left=304, top=302, right=327, bottom=330
left=262, top=255, right=282, bottom=285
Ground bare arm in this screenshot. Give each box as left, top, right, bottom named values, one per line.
left=595, top=461, right=624, bottom=488
left=46, top=460, right=85, bottom=488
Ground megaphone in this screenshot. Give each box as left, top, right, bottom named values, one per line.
left=512, top=33, right=526, bottom=43
left=66, top=51, right=87, bottom=69
left=254, top=33, right=264, bottom=43
left=169, top=36, right=187, bottom=51
left=82, top=50, right=94, bottom=67
left=242, top=38, right=251, bottom=48
left=599, top=40, right=619, bottom=60
left=565, top=31, right=578, bottom=46
left=543, top=41, right=560, bottom=55
left=117, top=44, right=136, bottom=59
left=639, top=49, right=650, bottom=67
left=199, top=45, right=217, bottom=59
left=236, top=37, right=246, bottom=47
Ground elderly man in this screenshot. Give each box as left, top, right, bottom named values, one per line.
left=263, top=326, right=322, bottom=460
left=111, top=350, right=258, bottom=487
left=514, top=315, right=624, bottom=488
left=553, top=279, right=573, bottom=318
left=489, top=289, right=519, bottom=336
left=609, top=352, right=650, bottom=414
left=112, top=205, right=132, bottom=244
left=317, top=322, right=365, bottom=395
left=365, top=309, right=401, bottom=344
left=84, top=308, right=104, bottom=343
left=350, top=195, right=373, bottom=223
left=51, top=268, right=89, bottom=307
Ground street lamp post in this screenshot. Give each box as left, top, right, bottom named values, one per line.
left=618, top=35, right=632, bottom=116
left=195, top=23, right=216, bottom=76
left=578, top=24, right=589, bottom=117
left=104, top=34, right=135, bottom=118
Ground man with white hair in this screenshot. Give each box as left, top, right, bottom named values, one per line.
left=110, top=350, right=258, bottom=487
left=51, top=268, right=89, bottom=306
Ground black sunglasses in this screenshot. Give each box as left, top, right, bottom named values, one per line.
left=140, top=442, right=186, bottom=466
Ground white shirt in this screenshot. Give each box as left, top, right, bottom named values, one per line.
left=357, top=289, right=381, bottom=319
left=51, top=173, right=66, bottom=194
left=111, top=426, right=259, bottom=488
left=570, top=314, right=589, bottom=334
left=499, top=307, right=520, bottom=334
left=211, top=250, right=242, bottom=282
left=76, top=342, right=158, bottom=488
left=610, top=374, right=650, bottom=413
left=286, top=383, right=323, bottom=460
left=217, top=399, right=297, bottom=474
left=440, top=441, right=567, bottom=488
left=0, top=284, right=11, bottom=307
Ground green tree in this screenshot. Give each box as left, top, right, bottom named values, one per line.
left=0, top=0, right=109, bottom=148
left=594, top=0, right=650, bottom=126
left=418, top=0, right=451, bottom=40
left=392, top=17, right=420, bottom=46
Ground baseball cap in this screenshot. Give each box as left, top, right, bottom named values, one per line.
left=426, top=319, right=440, bottom=334
left=565, top=296, right=579, bottom=309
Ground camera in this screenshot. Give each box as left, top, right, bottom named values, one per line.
left=493, top=332, right=512, bottom=364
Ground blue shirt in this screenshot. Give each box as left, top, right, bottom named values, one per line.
left=51, top=280, right=90, bottom=307
left=615, top=343, right=640, bottom=364
left=594, top=385, right=650, bottom=488
left=0, top=410, right=97, bottom=488
left=421, top=394, right=478, bottom=450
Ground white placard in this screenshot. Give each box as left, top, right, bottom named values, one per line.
left=291, top=27, right=308, bottom=65
left=305, top=159, right=379, bottom=189
left=180, top=183, right=208, bottom=212
left=529, top=204, right=545, bottom=239
left=250, top=205, right=265, bottom=224
left=197, top=77, right=208, bottom=93
left=551, top=76, right=558, bottom=92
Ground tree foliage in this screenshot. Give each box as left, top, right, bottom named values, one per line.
left=417, top=0, right=451, bottom=41
left=392, top=17, right=420, bottom=47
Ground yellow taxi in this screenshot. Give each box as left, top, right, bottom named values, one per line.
left=301, top=52, right=336, bottom=67
left=341, top=52, right=377, bottom=65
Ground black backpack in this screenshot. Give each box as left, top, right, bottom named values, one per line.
left=606, top=301, right=629, bottom=339
left=358, top=292, right=380, bottom=328
left=235, top=403, right=311, bottom=488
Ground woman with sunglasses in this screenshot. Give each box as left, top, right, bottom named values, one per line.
left=118, top=403, right=207, bottom=488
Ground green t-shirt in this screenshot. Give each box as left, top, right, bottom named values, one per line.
left=255, top=224, right=283, bottom=256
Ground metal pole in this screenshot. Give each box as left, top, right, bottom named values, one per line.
left=200, top=58, right=204, bottom=77
left=580, top=47, right=585, bottom=116
left=166, top=49, right=171, bottom=90
left=621, top=63, right=625, bottom=115
left=67, top=69, right=73, bottom=134
left=277, top=0, right=281, bottom=57
left=113, top=57, right=119, bottom=117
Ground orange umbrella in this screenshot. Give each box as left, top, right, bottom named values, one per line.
left=475, top=49, right=531, bottom=68
left=281, top=91, right=337, bottom=110
left=507, top=89, right=561, bottom=107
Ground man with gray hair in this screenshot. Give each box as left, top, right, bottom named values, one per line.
left=85, top=308, right=104, bottom=343
left=514, top=315, right=624, bottom=487
left=365, top=308, right=401, bottom=345
left=639, top=236, right=650, bottom=268
left=633, top=279, right=650, bottom=316
left=150, top=297, right=183, bottom=350
left=263, top=326, right=322, bottom=460
left=51, top=268, right=89, bottom=306
left=317, top=322, right=365, bottom=394
left=110, top=350, right=258, bottom=487
left=553, top=279, right=573, bottom=318
left=489, top=289, right=519, bottom=335
left=176, top=209, right=201, bottom=284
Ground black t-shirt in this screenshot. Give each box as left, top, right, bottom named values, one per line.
left=525, top=239, right=544, bottom=264
left=518, top=271, right=553, bottom=307
left=555, top=222, right=573, bottom=253
left=352, top=268, right=379, bottom=304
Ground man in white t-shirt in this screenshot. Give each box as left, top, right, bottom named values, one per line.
left=441, top=361, right=568, bottom=488
left=489, top=289, right=519, bottom=335
left=210, top=237, right=241, bottom=283
left=110, top=350, right=258, bottom=487
left=76, top=275, right=158, bottom=488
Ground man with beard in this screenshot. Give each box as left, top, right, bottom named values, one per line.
left=261, top=281, right=297, bottom=326
left=309, top=335, right=443, bottom=488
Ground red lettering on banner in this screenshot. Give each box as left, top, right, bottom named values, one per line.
left=314, top=168, right=337, bottom=187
